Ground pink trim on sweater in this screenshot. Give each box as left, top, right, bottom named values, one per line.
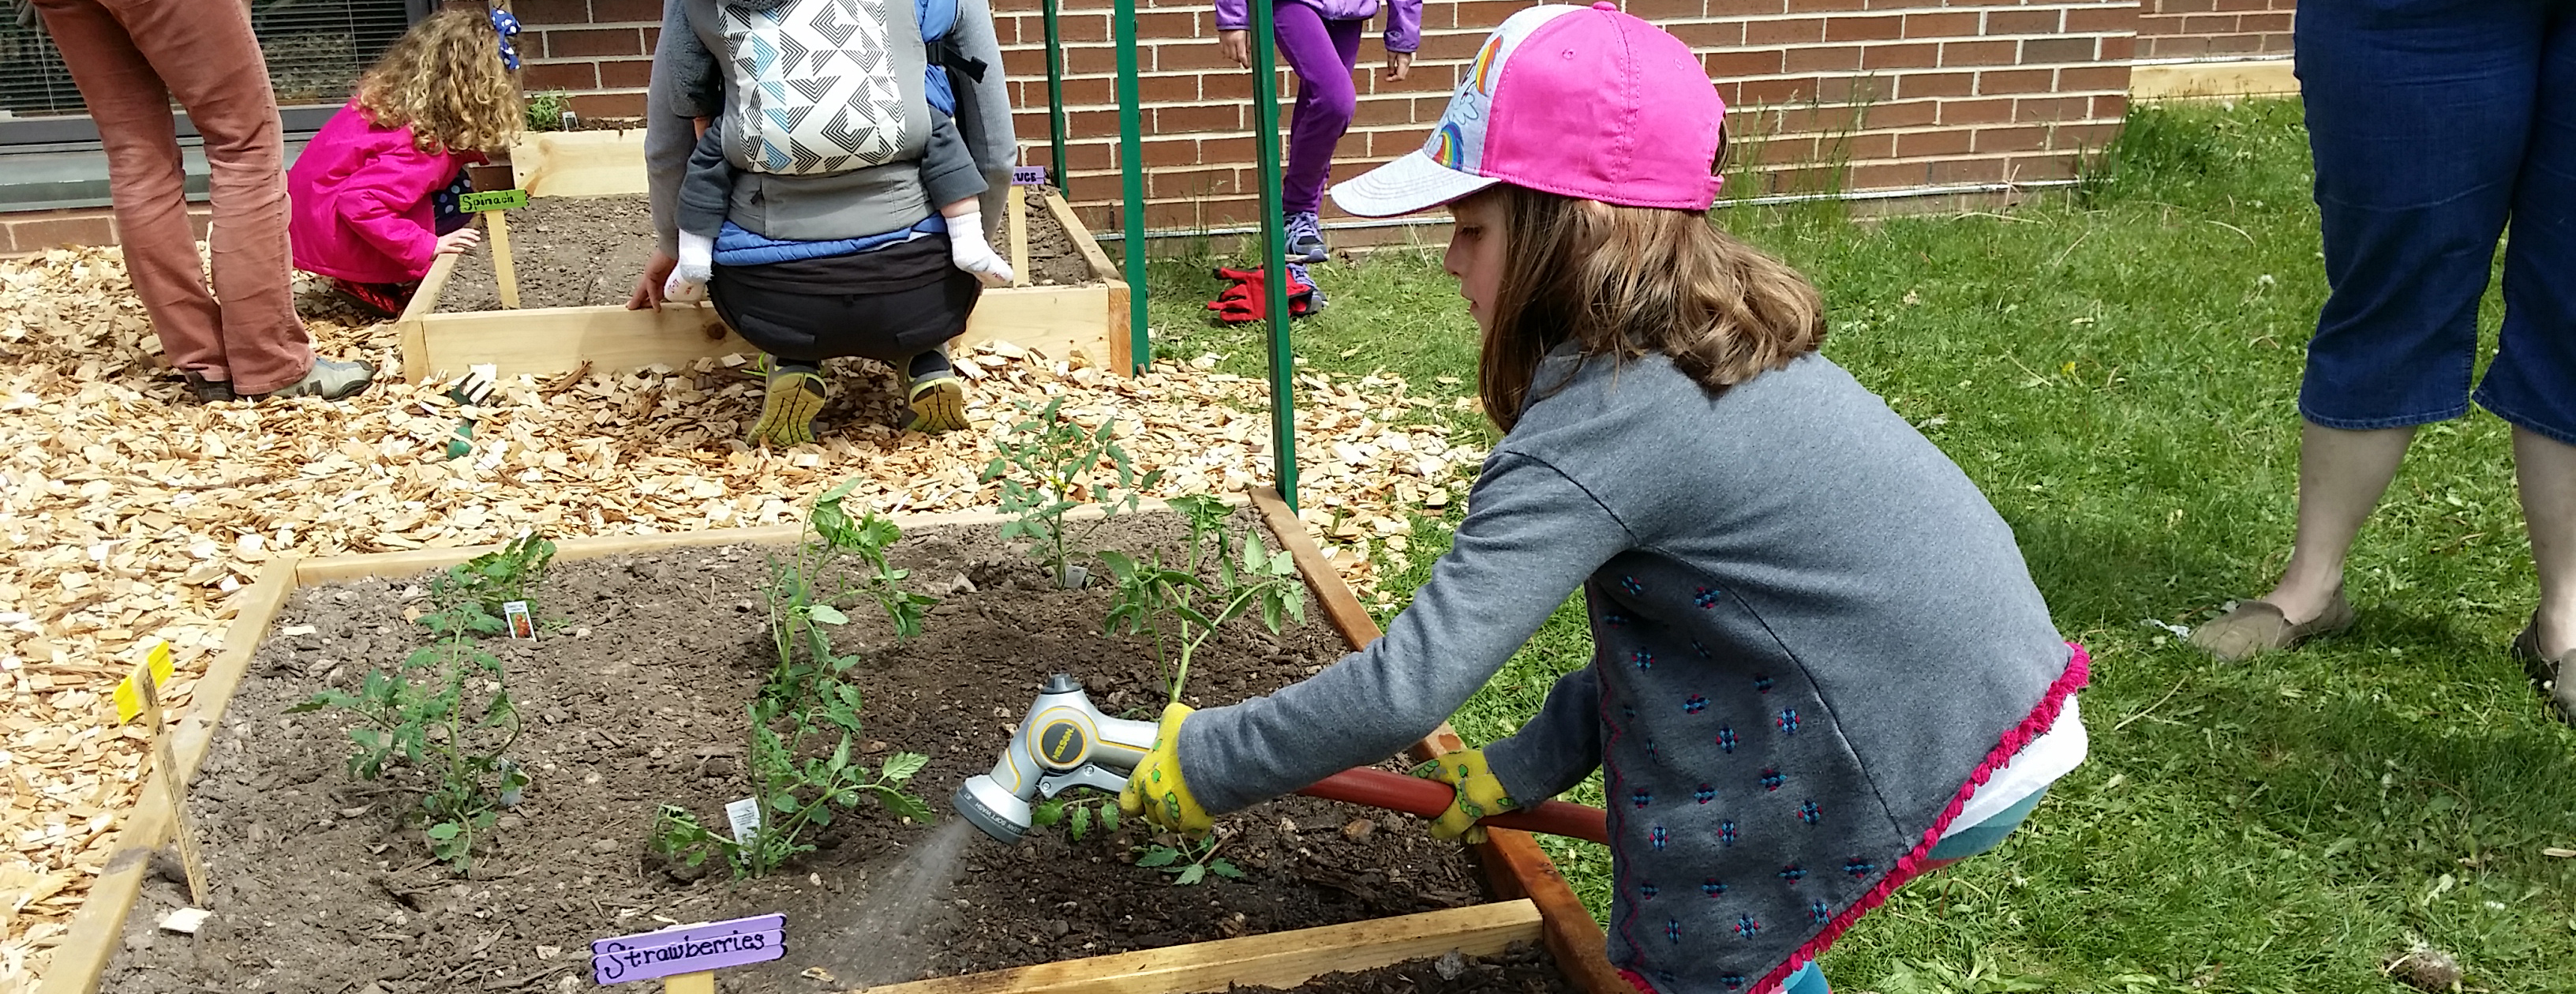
left=1747, top=643, right=2092, bottom=994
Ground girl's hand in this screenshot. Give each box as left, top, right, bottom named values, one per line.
left=630, top=249, right=677, bottom=309
left=1384, top=51, right=1413, bottom=81
left=433, top=228, right=481, bottom=255
left=1218, top=30, right=1249, bottom=69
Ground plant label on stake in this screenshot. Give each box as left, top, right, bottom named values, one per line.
left=1005, top=169, right=1041, bottom=287
left=503, top=600, right=535, bottom=640
left=115, top=643, right=208, bottom=907
left=724, top=797, right=762, bottom=845
left=460, top=188, right=529, bottom=309
left=593, top=913, right=785, bottom=991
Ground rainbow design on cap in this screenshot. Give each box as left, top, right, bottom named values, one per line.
left=1430, top=123, right=1467, bottom=167
left=1469, top=36, right=1503, bottom=93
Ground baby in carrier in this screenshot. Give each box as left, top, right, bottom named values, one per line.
left=664, top=0, right=1013, bottom=301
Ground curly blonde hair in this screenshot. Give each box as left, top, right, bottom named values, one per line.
left=354, top=7, right=523, bottom=154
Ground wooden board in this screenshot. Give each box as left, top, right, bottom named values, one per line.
left=37, top=558, right=301, bottom=994
left=2131, top=59, right=2299, bottom=101
left=1250, top=487, right=1630, bottom=994
left=509, top=129, right=650, bottom=198
left=848, top=900, right=1541, bottom=994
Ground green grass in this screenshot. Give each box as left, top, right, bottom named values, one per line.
left=1143, top=99, right=2576, bottom=993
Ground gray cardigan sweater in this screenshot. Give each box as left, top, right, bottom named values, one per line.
left=1181, top=347, right=2081, bottom=992
left=646, top=0, right=1016, bottom=253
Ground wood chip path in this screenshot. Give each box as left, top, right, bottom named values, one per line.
left=0, top=246, right=1478, bottom=988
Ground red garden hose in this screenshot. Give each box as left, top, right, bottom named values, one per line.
left=1297, top=767, right=1609, bottom=845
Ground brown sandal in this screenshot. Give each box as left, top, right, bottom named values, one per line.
left=2190, top=589, right=2355, bottom=662
left=2507, top=617, right=2575, bottom=724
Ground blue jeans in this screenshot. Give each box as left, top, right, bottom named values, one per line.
left=2295, top=0, right=2576, bottom=443
left=1769, top=790, right=2052, bottom=994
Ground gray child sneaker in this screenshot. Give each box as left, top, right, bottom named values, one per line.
left=1284, top=211, right=1327, bottom=264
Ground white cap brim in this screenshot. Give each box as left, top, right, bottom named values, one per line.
left=1328, top=151, right=1504, bottom=219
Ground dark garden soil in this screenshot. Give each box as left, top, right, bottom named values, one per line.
left=436, top=189, right=1099, bottom=313
left=1237, top=942, right=1578, bottom=994
left=103, top=509, right=1493, bottom=994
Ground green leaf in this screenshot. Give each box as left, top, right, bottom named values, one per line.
left=1100, top=804, right=1120, bottom=833
left=1134, top=846, right=1181, bottom=868
left=425, top=822, right=462, bottom=841
left=1069, top=805, right=1092, bottom=842
left=770, top=793, right=802, bottom=814
left=1210, top=858, right=1245, bottom=880
left=1173, top=864, right=1206, bottom=885
left=880, top=752, right=930, bottom=782
left=878, top=790, right=934, bottom=823
left=1032, top=799, right=1065, bottom=827
left=829, top=735, right=852, bottom=772
left=807, top=604, right=849, bottom=625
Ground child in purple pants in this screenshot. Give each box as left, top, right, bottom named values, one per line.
left=1215, top=0, right=1421, bottom=263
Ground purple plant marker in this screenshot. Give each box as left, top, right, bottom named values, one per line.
left=591, top=913, right=785, bottom=985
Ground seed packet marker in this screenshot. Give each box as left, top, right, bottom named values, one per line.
left=113, top=642, right=208, bottom=907
left=593, top=913, right=784, bottom=992
left=460, top=187, right=530, bottom=308
left=1009, top=166, right=1047, bottom=287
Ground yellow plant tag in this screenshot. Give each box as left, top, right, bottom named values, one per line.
left=112, top=642, right=174, bottom=724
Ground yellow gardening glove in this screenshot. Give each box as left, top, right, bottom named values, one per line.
left=1411, top=748, right=1518, bottom=843
left=1118, top=702, right=1213, bottom=835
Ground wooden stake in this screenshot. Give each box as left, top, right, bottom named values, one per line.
left=489, top=211, right=522, bottom=309
left=1006, top=188, right=1031, bottom=287
left=135, top=666, right=208, bottom=907
left=665, top=970, right=715, bottom=994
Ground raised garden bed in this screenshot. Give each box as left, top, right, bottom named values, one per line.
left=397, top=150, right=1131, bottom=385
left=44, top=492, right=1621, bottom=994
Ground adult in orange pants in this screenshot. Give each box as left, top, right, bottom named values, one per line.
left=29, top=0, right=374, bottom=400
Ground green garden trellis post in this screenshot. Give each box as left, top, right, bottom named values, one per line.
left=1043, top=0, right=1070, bottom=200
left=1087, top=0, right=1298, bottom=508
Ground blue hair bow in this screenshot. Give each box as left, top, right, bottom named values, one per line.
left=489, top=6, right=522, bottom=71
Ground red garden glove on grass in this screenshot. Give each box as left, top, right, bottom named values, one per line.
left=1206, top=264, right=1324, bottom=324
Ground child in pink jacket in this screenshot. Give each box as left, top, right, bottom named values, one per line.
left=289, top=7, right=526, bottom=317
left=1215, top=0, right=1420, bottom=263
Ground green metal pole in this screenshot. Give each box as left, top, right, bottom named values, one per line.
left=1246, top=0, right=1296, bottom=508
left=1043, top=0, right=1069, bottom=199
left=1114, top=0, right=1149, bottom=372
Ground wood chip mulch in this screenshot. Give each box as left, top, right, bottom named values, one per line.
left=0, top=246, right=1480, bottom=988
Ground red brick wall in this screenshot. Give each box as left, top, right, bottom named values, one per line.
left=2135, top=0, right=2290, bottom=60
left=989, top=0, right=2139, bottom=234
left=514, top=0, right=664, bottom=118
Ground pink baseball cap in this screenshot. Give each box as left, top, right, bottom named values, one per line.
left=1331, top=2, right=1726, bottom=217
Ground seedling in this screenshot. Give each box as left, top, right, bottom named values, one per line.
left=653, top=482, right=934, bottom=877
left=1100, top=494, right=1305, bottom=704
left=980, top=397, right=1162, bottom=587
left=289, top=540, right=542, bottom=870
left=1030, top=793, right=1121, bottom=842
left=1133, top=835, right=1244, bottom=886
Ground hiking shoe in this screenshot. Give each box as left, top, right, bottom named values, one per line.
left=746, top=367, right=827, bottom=448
left=2188, top=588, right=2354, bottom=662
left=252, top=357, right=376, bottom=402
left=1284, top=212, right=1327, bottom=264
left=904, top=371, right=968, bottom=434
left=2508, top=617, right=2576, bottom=724
left=182, top=372, right=236, bottom=403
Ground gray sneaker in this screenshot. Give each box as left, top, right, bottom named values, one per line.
left=254, top=357, right=376, bottom=401
left=1284, top=212, right=1327, bottom=264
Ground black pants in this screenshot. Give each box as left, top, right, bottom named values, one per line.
left=707, top=265, right=981, bottom=365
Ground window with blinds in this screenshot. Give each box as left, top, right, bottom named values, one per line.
left=0, top=0, right=423, bottom=118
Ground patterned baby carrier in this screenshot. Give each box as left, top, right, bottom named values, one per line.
left=714, top=0, right=985, bottom=174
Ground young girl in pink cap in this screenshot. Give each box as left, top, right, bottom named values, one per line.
left=1117, top=6, right=2088, bottom=992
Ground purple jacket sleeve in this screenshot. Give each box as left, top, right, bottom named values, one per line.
left=1215, top=0, right=1248, bottom=32
left=1382, top=0, right=1420, bottom=54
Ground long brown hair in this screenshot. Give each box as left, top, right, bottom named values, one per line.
left=354, top=7, right=523, bottom=154
left=1474, top=185, right=1825, bottom=432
